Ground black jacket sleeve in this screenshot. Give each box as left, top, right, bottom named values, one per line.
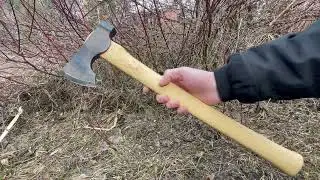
left=214, top=19, right=320, bottom=103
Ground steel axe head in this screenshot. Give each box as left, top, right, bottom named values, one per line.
left=63, top=21, right=116, bottom=87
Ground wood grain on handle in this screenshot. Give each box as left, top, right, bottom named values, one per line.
left=101, top=41, right=304, bottom=176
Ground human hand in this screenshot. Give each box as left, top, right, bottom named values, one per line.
left=143, top=67, right=222, bottom=114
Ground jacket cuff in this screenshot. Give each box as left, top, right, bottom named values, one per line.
left=214, top=53, right=258, bottom=103
left=213, top=64, right=231, bottom=102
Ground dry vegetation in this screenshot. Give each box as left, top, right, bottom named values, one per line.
left=0, top=0, right=319, bottom=179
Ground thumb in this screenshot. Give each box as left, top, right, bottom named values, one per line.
left=159, top=68, right=184, bottom=86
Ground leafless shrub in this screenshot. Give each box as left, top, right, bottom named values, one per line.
left=0, top=0, right=91, bottom=102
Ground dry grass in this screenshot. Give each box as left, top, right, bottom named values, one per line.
left=0, top=66, right=319, bottom=179
left=1, top=0, right=320, bottom=179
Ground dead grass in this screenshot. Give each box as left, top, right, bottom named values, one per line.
left=0, top=69, right=319, bottom=179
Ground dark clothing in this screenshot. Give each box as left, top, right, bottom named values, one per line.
left=214, top=19, right=320, bottom=103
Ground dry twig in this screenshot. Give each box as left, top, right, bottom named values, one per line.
left=0, top=106, right=23, bottom=143
left=83, top=110, right=119, bottom=132
left=269, top=0, right=298, bottom=26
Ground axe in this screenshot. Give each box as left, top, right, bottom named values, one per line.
left=63, top=20, right=303, bottom=176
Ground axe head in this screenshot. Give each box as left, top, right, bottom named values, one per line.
left=63, top=21, right=116, bottom=87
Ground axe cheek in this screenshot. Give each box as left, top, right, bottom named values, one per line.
left=63, top=46, right=97, bottom=87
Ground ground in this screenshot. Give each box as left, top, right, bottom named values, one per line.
left=0, top=71, right=319, bottom=179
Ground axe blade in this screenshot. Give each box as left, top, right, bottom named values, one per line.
left=63, top=20, right=116, bottom=87
left=63, top=45, right=98, bottom=87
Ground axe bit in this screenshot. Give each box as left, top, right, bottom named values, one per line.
left=63, top=20, right=303, bottom=176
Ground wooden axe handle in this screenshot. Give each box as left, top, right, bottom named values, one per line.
left=101, top=41, right=304, bottom=176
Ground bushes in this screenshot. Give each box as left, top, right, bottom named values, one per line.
left=0, top=0, right=319, bottom=102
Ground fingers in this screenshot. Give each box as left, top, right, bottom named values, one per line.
left=156, top=95, right=178, bottom=109
left=177, top=106, right=189, bottom=114
left=165, top=100, right=180, bottom=109
left=142, top=68, right=189, bottom=114
left=143, top=68, right=184, bottom=95
left=156, top=94, right=169, bottom=104
left=155, top=94, right=189, bottom=114
left=159, top=68, right=183, bottom=86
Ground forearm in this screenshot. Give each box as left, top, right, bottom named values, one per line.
left=214, top=19, right=320, bottom=103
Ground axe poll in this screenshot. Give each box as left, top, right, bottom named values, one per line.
left=63, top=20, right=303, bottom=176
